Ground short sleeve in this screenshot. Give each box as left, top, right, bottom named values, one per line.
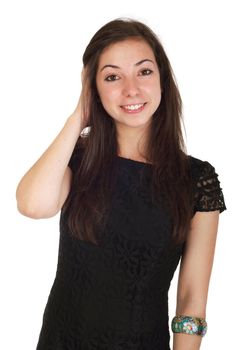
left=193, top=160, right=226, bottom=214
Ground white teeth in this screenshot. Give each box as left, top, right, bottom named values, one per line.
left=123, top=103, right=144, bottom=110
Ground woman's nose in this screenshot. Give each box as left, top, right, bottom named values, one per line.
left=122, top=78, right=140, bottom=97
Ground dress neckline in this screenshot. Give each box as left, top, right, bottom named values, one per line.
left=116, top=155, right=153, bottom=166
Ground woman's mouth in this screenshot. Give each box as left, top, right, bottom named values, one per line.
left=120, top=103, right=147, bottom=113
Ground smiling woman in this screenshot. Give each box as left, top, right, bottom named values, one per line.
left=16, top=18, right=226, bottom=350
left=96, top=39, right=162, bottom=146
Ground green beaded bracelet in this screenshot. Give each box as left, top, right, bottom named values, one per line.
left=171, top=315, right=207, bottom=337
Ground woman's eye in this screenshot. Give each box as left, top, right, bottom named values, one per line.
left=105, top=75, right=119, bottom=82
left=104, top=69, right=153, bottom=82
left=140, top=69, right=153, bottom=76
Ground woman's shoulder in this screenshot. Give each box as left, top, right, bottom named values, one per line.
left=187, top=154, right=223, bottom=189
left=187, top=154, right=209, bottom=167
left=187, top=155, right=216, bottom=179
left=187, top=154, right=226, bottom=214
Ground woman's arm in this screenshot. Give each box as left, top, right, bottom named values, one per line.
left=16, top=68, right=90, bottom=218
left=173, top=210, right=219, bottom=350
left=16, top=113, right=83, bottom=218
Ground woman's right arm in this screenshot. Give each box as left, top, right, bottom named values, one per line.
left=16, top=113, right=84, bottom=219
left=16, top=68, right=90, bottom=219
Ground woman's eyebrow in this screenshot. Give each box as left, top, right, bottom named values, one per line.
left=100, top=59, right=155, bottom=72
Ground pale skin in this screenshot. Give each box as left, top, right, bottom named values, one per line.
left=16, top=67, right=90, bottom=218
left=96, top=38, right=162, bottom=162
left=173, top=210, right=219, bottom=350
left=16, top=38, right=220, bottom=350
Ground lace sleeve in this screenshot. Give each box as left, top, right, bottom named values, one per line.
left=193, top=161, right=226, bottom=214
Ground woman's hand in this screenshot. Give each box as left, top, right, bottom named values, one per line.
left=73, top=66, right=91, bottom=130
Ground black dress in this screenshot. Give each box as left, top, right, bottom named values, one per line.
left=36, top=152, right=226, bottom=350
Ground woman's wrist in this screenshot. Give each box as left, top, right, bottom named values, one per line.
left=67, top=112, right=85, bottom=131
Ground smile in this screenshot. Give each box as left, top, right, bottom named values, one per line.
left=120, top=103, right=146, bottom=111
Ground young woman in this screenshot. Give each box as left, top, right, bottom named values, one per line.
left=16, top=18, right=226, bottom=350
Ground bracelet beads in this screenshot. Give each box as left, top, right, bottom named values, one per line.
left=171, top=315, right=207, bottom=337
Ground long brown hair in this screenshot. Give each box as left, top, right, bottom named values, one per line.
left=62, top=18, right=194, bottom=245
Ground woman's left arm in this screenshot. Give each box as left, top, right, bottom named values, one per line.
left=172, top=210, right=220, bottom=350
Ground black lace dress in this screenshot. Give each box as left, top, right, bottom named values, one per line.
left=36, top=152, right=226, bottom=350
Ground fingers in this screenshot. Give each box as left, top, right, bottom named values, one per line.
left=81, top=67, right=85, bottom=84
left=80, top=66, right=91, bottom=126
left=81, top=67, right=91, bottom=102
left=81, top=66, right=88, bottom=85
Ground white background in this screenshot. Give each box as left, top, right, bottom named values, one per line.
left=0, top=0, right=231, bottom=349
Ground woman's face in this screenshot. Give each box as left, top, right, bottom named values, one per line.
left=96, top=38, right=162, bottom=132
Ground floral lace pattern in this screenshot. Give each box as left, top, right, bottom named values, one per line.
left=189, top=157, right=226, bottom=213
left=36, top=154, right=226, bottom=350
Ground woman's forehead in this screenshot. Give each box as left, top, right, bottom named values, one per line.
left=98, top=39, right=156, bottom=67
